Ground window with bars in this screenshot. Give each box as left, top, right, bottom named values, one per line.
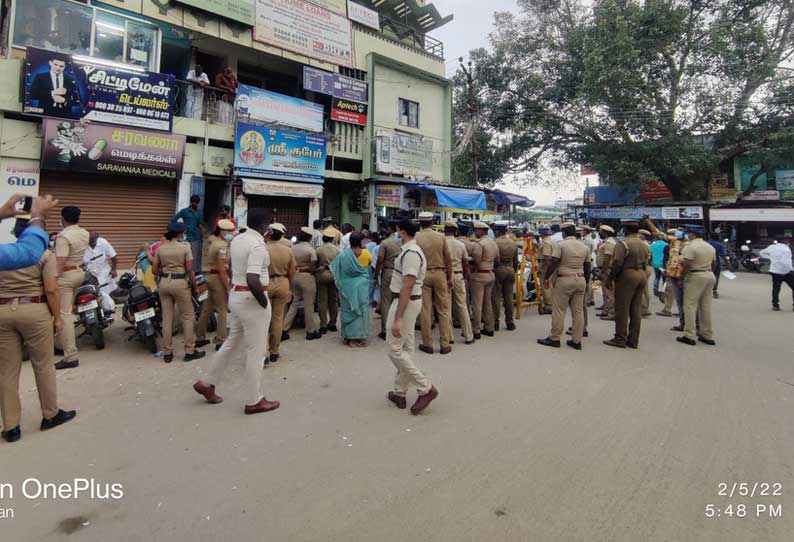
left=398, top=98, right=420, bottom=128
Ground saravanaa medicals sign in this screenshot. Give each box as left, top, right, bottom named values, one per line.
left=234, top=122, right=326, bottom=183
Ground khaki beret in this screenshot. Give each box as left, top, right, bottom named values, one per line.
left=300, top=226, right=315, bottom=236
left=666, top=228, right=678, bottom=235
left=418, top=211, right=434, bottom=220
left=444, top=220, right=459, bottom=229
left=217, top=219, right=235, bottom=231
left=269, top=223, right=286, bottom=234
left=560, top=221, right=576, bottom=228
left=599, top=225, right=615, bottom=233
left=473, top=221, right=489, bottom=229
left=322, top=227, right=337, bottom=237
left=638, top=229, right=651, bottom=236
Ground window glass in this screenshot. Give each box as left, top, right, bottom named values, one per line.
left=399, top=98, right=420, bottom=128
left=125, top=21, right=155, bottom=68
left=13, top=0, right=92, bottom=55
left=94, top=11, right=126, bottom=64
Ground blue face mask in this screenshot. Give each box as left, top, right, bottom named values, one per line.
left=223, top=233, right=233, bottom=241
left=675, top=231, right=684, bottom=240
left=179, top=236, right=188, bottom=243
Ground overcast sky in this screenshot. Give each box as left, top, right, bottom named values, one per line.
left=428, top=0, right=588, bottom=206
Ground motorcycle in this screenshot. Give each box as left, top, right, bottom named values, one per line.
left=739, top=241, right=769, bottom=273
left=724, top=239, right=740, bottom=272
left=192, top=273, right=216, bottom=332
left=73, top=270, right=113, bottom=350
left=118, top=258, right=162, bottom=354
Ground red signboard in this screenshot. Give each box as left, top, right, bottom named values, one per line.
left=640, top=180, right=673, bottom=201
left=332, top=107, right=367, bottom=126
left=580, top=165, right=598, bottom=176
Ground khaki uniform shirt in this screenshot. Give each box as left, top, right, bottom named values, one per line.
left=611, top=235, right=651, bottom=275
left=390, top=240, right=426, bottom=296
left=292, top=241, right=317, bottom=271
left=596, top=237, right=617, bottom=268
left=205, top=235, right=229, bottom=272
left=415, top=228, right=448, bottom=270
left=457, top=235, right=475, bottom=259
left=581, top=236, right=595, bottom=262
left=552, top=236, right=590, bottom=276
left=445, top=236, right=468, bottom=273
left=267, top=240, right=297, bottom=277
left=378, top=236, right=401, bottom=270
left=0, top=250, right=56, bottom=298
left=315, top=242, right=341, bottom=269
left=495, top=236, right=518, bottom=268
left=539, top=237, right=554, bottom=262
left=682, top=238, right=715, bottom=271
left=55, top=224, right=89, bottom=267
left=154, top=240, right=192, bottom=274
left=472, top=236, right=498, bottom=271
left=230, top=229, right=269, bottom=287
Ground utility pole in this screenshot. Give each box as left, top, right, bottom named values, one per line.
left=459, top=57, right=478, bottom=186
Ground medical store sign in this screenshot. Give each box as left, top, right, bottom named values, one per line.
left=236, top=84, right=324, bottom=133
left=41, top=120, right=185, bottom=180
left=234, top=122, right=327, bottom=183
left=0, top=158, right=40, bottom=244
left=23, top=48, right=176, bottom=132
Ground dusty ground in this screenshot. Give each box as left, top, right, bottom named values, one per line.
left=1, top=272, right=793, bottom=541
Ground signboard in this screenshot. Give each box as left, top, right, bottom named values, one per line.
left=743, top=190, right=780, bottom=201
left=23, top=48, right=176, bottom=132
left=255, top=0, right=353, bottom=67
left=710, top=208, right=794, bottom=222
left=375, top=129, right=433, bottom=178
left=775, top=170, right=794, bottom=201
left=661, top=206, right=703, bottom=220
left=584, top=185, right=639, bottom=204
left=176, top=0, right=255, bottom=25
left=308, top=0, right=346, bottom=13
left=234, top=122, right=326, bottom=183
left=236, top=84, right=324, bottom=132
left=331, top=97, right=368, bottom=126
left=587, top=206, right=703, bottom=220
left=41, top=119, right=185, bottom=179
left=0, top=159, right=40, bottom=244
left=303, top=66, right=368, bottom=103
left=640, top=180, right=673, bottom=201
left=374, top=184, right=403, bottom=208
left=243, top=178, right=324, bottom=198
left=710, top=174, right=735, bottom=202
left=347, top=0, right=380, bottom=30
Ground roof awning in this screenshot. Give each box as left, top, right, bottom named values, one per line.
left=710, top=207, right=794, bottom=222
left=419, top=184, right=487, bottom=211
left=490, top=190, right=534, bottom=207
left=242, top=178, right=323, bottom=199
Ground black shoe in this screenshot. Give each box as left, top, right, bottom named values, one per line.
left=506, top=322, right=516, bottom=331
left=54, top=359, right=79, bottom=370
left=626, top=343, right=638, bottom=349
left=307, top=331, right=321, bottom=340
left=184, top=351, right=206, bottom=362
left=583, top=330, right=589, bottom=338
left=566, top=340, right=582, bottom=350
left=482, top=330, right=494, bottom=337
left=464, top=339, right=475, bottom=345
left=327, top=324, right=338, bottom=332
left=453, top=322, right=461, bottom=329
left=773, top=305, right=781, bottom=311
left=378, top=331, right=387, bottom=340
left=195, top=339, right=211, bottom=348
left=473, top=333, right=481, bottom=340
left=670, top=325, right=684, bottom=332
left=281, top=331, right=290, bottom=341
left=270, top=353, right=280, bottom=363
left=676, top=336, right=696, bottom=346
left=164, top=354, right=173, bottom=363
left=40, top=409, right=77, bottom=431
left=537, top=337, right=561, bottom=348
left=1, top=426, right=20, bottom=443
left=713, top=291, right=719, bottom=299
left=494, top=322, right=500, bottom=331
left=215, top=343, right=223, bottom=352
left=54, top=348, right=64, bottom=356
left=697, top=336, right=716, bottom=346
left=319, top=327, right=328, bottom=335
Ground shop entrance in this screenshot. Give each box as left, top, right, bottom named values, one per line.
left=247, top=196, right=309, bottom=238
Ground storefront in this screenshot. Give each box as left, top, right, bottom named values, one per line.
left=709, top=205, right=794, bottom=246
left=370, top=180, right=488, bottom=228
left=236, top=178, right=322, bottom=236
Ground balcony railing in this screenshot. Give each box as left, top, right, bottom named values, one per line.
left=376, top=14, right=444, bottom=60
left=174, top=79, right=237, bottom=125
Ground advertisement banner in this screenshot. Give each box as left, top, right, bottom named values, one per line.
left=640, top=180, right=673, bottom=201
left=23, top=48, right=176, bottom=132
left=331, top=97, right=368, bottom=126
left=661, top=206, right=703, bottom=220
left=775, top=170, right=794, bottom=201
left=308, top=0, right=346, bottom=13
left=234, top=122, right=326, bottom=183
left=587, top=206, right=703, bottom=220
left=743, top=190, right=780, bottom=201
left=710, top=174, right=736, bottom=202
left=347, top=0, right=380, bottom=30
left=236, top=84, right=324, bottom=132
left=41, top=119, right=185, bottom=179
left=375, top=129, right=433, bottom=178
left=176, top=0, right=255, bottom=25
left=374, top=184, right=403, bottom=208
left=0, top=159, right=40, bottom=243
left=255, top=0, right=353, bottom=67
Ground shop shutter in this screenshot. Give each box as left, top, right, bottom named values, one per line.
left=247, top=196, right=309, bottom=238
left=39, top=174, right=178, bottom=269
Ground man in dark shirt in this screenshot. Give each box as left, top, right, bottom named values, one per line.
left=174, top=195, right=204, bottom=272
left=707, top=233, right=726, bottom=298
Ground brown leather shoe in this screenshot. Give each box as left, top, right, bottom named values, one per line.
left=410, top=386, right=439, bottom=415
left=244, top=397, right=280, bottom=414
left=418, top=344, right=434, bottom=355
left=387, top=392, right=406, bottom=409
left=603, top=338, right=626, bottom=348
left=439, top=346, right=452, bottom=355
left=193, top=381, right=223, bottom=404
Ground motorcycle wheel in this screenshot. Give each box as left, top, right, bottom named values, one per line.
left=144, top=334, right=158, bottom=354
left=91, top=324, right=105, bottom=350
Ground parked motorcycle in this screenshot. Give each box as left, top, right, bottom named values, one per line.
left=724, top=239, right=740, bottom=272
left=739, top=241, right=769, bottom=273
left=73, top=270, right=113, bottom=350
left=118, top=258, right=162, bottom=354
left=192, top=273, right=216, bottom=332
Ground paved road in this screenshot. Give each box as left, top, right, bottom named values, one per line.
left=2, top=272, right=793, bottom=541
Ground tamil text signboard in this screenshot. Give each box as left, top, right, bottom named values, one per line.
left=375, top=129, right=433, bottom=178
left=236, top=84, right=324, bottom=132
left=347, top=0, right=380, bottom=30
left=234, top=122, right=326, bottom=183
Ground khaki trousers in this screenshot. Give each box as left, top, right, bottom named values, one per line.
left=56, top=269, right=83, bottom=362
left=450, top=273, right=473, bottom=341
left=204, top=291, right=271, bottom=406
left=315, top=271, right=338, bottom=329
left=0, top=303, right=59, bottom=429
left=159, top=277, right=195, bottom=356
left=683, top=272, right=715, bottom=341
left=663, top=278, right=675, bottom=312
left=640, top=266, right=653, bottom=315
left=420, top=270, right=452, bottom=348
left=493, top=266, right=515, bottom=325
left=387, top=298, right=431, bottom=396
left=378, top=269, right=394, bottom=333
left=197, top=275, right=228, bottom=344
left=550, top=276, right=585, bottom=342
left=583, top=282, right=589, bottom=330
left=601, top=279, right=615, bottom=317
left=613, top=269, right=647, bottom=346
left=539, top=262, right=553, bottom=309
left=284, top=272, right=318, bottom=333
left=268, top=277, right=290, bottom=356
left=469, top=271, right=495, bottom=334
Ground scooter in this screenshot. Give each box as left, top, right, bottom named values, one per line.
left=192, top=273, right=216, bottom=332
left=739, top=241, right=768, bottom=272
left=118, top=258, right=162, bottom=354
left=73, top=270, right=113, bottom=350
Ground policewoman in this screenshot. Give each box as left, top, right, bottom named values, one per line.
left=196, top=219, right=235, bottom=350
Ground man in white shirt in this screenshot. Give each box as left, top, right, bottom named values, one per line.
left=760, top=239, right=794, bottom=311
left=193, top=208, right=280, bottom=415
left=339, top=223, right=355, bottom=251
left=550, top=223, right=564, bottom=243
left=83, top=232, right=118, bottom=295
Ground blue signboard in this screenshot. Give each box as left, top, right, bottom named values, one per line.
left=236, top=84, right=324, bottom=133
left=234, top=122, right=326, bottom=183
left=584, top=185, right=639, bottom=204
left=23, top=47, right=175, bottom=132
left=303, top=66, right=368, bottom=103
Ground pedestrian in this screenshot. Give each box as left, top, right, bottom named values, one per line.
left=83, top=231, right=118, bottom=296
left=537, top=226, right=554, bottom=314
left=638, top=229, right=654, bottom=317
left=385, top=219, right=438, bottom=415
left=214, top=66, right=238, bottom=124
left=469, top=221, right=498, bottom=340
left=581, top=225, right=596, bottom=307
left=212, top=205, right=236, bottom=231
left=315, top=227, right=341, bottom=334
left=184, top=64, right=209, bottom=120
left=604, top=220, right=651, bottom=349
left=707, top=233, right=726, bottom=299
left=537, top=222, right=590, bottom=350
left=374, top=223, right=401, bottom=340
left=283, top=227, right=321, bottom=340
left=454, top=225, right=476, bottom=328
left=310, top=219, right=324, bottom=250
left=645, top=220, right=688, bottom=330
left=330, top=232, right=370, bottom=348
left=760, top=239, right=794, bottom=311
left=152, top=222, right=206, bottom=363
left=265, top=223, right=296, bottom=363
left=0, top=194, right=58, bottom=271
left=650, top=235, right=668, bottom=296
left=492, top=223, right=519, bottom=331
left=676, top=225, right=717, bottom=346
left=415, top=211, right=453, bottom=354
left=193, top=208, right=280, bottom=415
left=196, top=219, right=235, bottom=351
left=54, top=206, right=89, bottom=370
left=550, top=223, right=563, bottom=243
left=173, top=195, right=204, bottom=273
left=596, top=225, right=617, bottom=320
left=339, top=223, right=355, bottom=251
left=444, top=220, right=474, bottom=344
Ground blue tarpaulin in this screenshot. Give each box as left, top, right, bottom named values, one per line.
left=420, top=185, right=487, bottom=211
left=491, top=190, right=534, bottom=207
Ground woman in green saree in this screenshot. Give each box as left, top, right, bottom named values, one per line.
left=330, top=232, right=370, bottom=347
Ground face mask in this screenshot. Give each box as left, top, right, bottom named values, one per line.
left=179, top=236, right=188, bottom=243
left=223, top=233, right=233, bottom=241
left=675, top=231, right=684, bottom=240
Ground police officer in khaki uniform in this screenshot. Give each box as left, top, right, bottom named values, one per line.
left=283, top=227, right=321, bottom=340
left=603, top=220, right=651, bottom=349
left=454, top=225, right=476, bottom=329
left=596, top=225, right=617, bottom=320
left=0, top=245, right=76, bottom=443
left=54, top=206, right=89, bottom=370
left=470, top=222, right=498, bottom=339
left=444, top=220, right=474, bottom=344
left=638, top=228, right=654, bottom=317
left=537, top=227, right=554, bottom=314
left=492, top=224, right=519, bottom=330
left=676, top=224, right=717, bottom=346
left=315, top=227, right=341, bottom=335
left=374, top=224, right=400, bottom=340
left=266, top=223, right=296, bottom=363
left=537, top=222, right=590, bottom=350
left=581, top=226, right=596, bottom=306
left=415, top=211, right=453, bottom=355
left=152, top=222, right=206, bottom=363
left=196, top=219, right=235, bottom=350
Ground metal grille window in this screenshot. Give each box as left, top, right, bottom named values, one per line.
left=398, top=98, right=420, bottom=128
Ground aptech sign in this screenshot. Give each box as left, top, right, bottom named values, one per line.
left=331, top=97, right=368, bottom=126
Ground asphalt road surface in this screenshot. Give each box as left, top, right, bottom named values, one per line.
left=1, top=272, right=792, bottom=541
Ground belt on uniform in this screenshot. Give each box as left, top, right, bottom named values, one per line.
left=427, top=267, right=445, bottom=271
left=233, top=285, right=268, bottom=292
left=0, top=296, right=46, bottom=305
left=297, top=269, right=312, bottom=273
left=389, top=293, right=422, bottom=301
left=163, top=273, right=186, bottom=280
left=689, top=269, right=709, bottom=273
left=557, top=273, right=584, bottom=278
left=453, top=270, right=464, bottom=274
left=410, top=295, right=421, bottom=301
left=474, top=269, right=493, bottom=273
left=383, top=266, right=394, bottom=270
left=63, top=266, right=81, bottom=272
left=208, top=269, right=221, bottom=274
left=271, top=274, right=286, bottom=278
